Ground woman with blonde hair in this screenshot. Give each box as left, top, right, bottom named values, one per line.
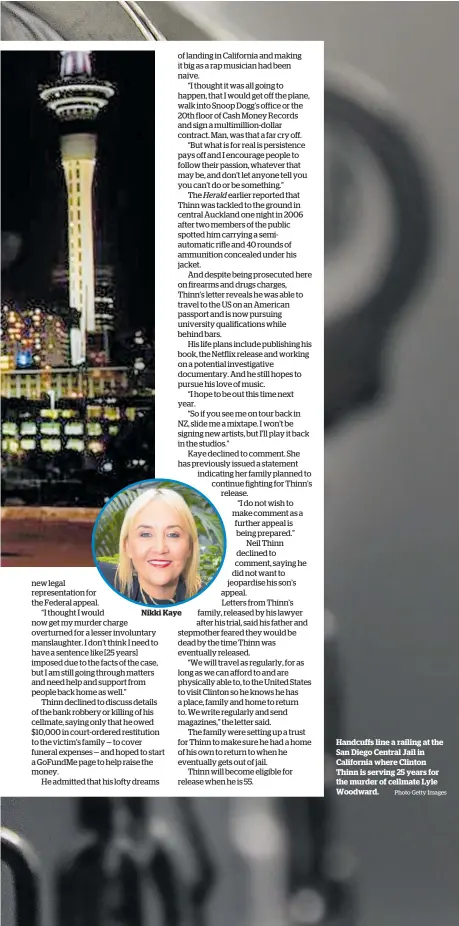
left=97, top=486, right=202, bottom=605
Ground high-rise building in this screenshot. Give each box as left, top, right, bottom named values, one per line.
left=1, top=305, right=41, bottom=369
left=52, top=264, right=116, bottom=361
left=94, top=266, right=116, bottom=337
left=39, top=52, right=115, bottom=366
left=42, top=315, right=70, bottom=368
left=0, top=305, right=69, bottom=371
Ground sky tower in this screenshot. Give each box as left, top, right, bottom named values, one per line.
left=39, top=52, right=115, bottom=366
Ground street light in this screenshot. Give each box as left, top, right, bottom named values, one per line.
left=45, top=389, right=56, bottom=412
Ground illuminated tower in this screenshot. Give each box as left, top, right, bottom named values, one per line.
left=39, top=52, right=115, bottom=365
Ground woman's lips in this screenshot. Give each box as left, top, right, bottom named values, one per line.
left=148, top=560, right=172, bottom=568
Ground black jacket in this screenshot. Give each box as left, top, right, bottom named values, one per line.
left=97, top=561, right=187, bottom=604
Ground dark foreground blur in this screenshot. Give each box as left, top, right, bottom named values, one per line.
left=2, top=796, right=356, bottom=926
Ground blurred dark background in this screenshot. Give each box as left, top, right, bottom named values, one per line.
left=2, top=3, right=459, bottom=925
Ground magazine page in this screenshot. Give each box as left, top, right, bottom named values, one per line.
left=1, top=3, right=457, bottom=926
left=1, top=34, right=324, bottom=798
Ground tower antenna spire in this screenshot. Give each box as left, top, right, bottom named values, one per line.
left=39, top=54, right=115, bottom=365
left=60, top=51, right=93, bottom=79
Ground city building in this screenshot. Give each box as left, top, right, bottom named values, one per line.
left=42, top=315, right=70, bottom=368
left=1, top=305, right=69, bottom=370
left=1, top=366, right=128, bottom=401
left=94, top=265, right=116, bottom=336
left=2, top=395, right=153, bottom=503
left=39, top=52, right=115, bottom=365
left=1, top=399, right=140, bottom=459
left=52, top=264, right=116, bottom=362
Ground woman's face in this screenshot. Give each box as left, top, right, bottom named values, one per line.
left=125, top=498, right=191, bottom=599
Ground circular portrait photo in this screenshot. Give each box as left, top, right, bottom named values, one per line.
left=92, top=479, right=226, bottom=607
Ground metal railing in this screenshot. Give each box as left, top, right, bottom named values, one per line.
left=118, top=0, right=166, bottom=40
left=1, top=828, right=41, bottom=926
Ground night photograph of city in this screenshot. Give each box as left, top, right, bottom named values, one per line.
left=1, top=50, right=155, bottom=564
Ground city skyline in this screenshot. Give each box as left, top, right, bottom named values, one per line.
left=1, top=51, right=155, bottom=334
left=2, top=51, right=156, bottom=508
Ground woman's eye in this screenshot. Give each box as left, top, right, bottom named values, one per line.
left=167, top=532, right=180, bottom=539
left=140, top=532, right=152, bottom=538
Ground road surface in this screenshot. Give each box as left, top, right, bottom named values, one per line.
left=1, top=518, right=94, bottom=567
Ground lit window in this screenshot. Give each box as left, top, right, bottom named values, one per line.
left=40, top=439, right=61, bottom=453
left=66, top=438, right=85, bottom=452
left=41, top=423, right=61, bottom=436
left=88, top=441, right=103, bottom=455
left=2, top=422, right=18, bottom=436
left=4, top=439, right=19, bottom=454
left=65, top=422, right=84, bottom=436
left=103, top=406, right=120, bottom=421
left=20, top=423, right=37, bottom=436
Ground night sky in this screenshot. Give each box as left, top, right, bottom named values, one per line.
left=1, top=51, right=155, bottom=334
